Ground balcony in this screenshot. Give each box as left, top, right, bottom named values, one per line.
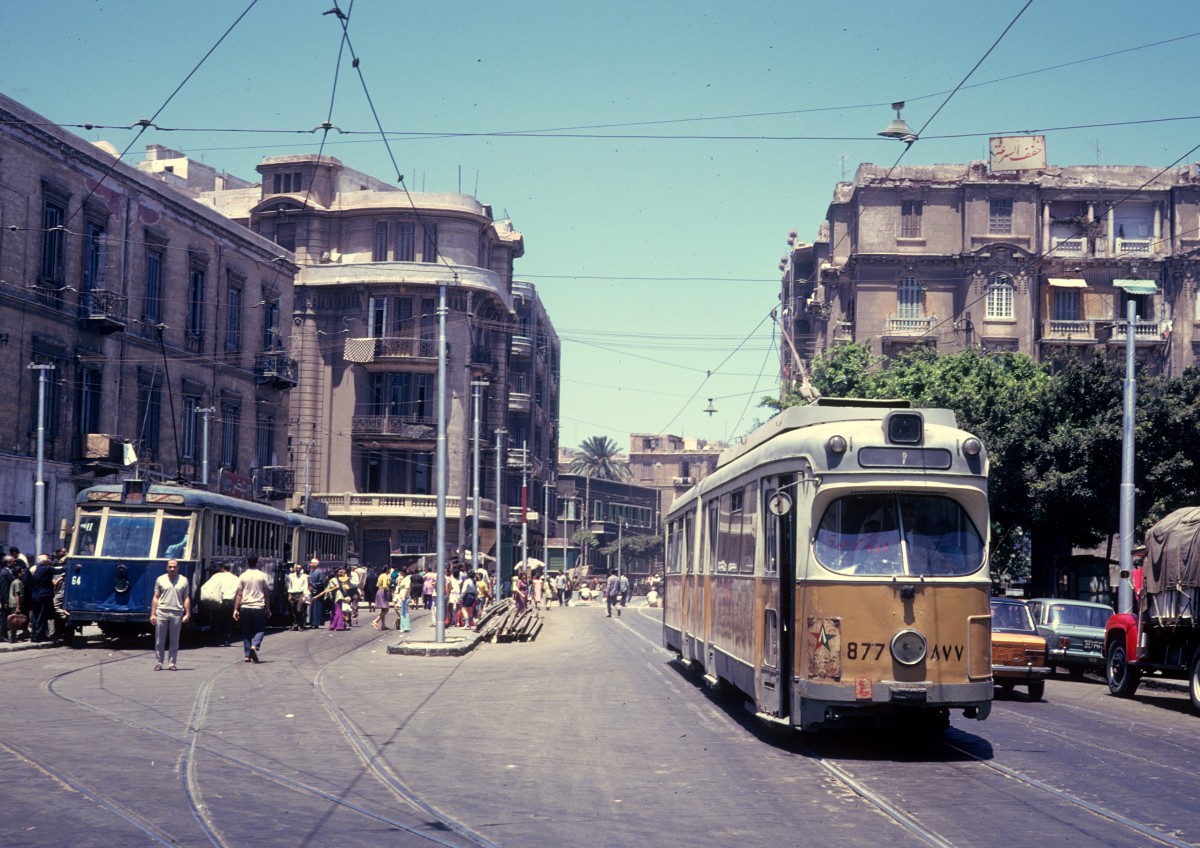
left=257, top=466, right=295, bottom=498
left=1042, top=319, right=1096, bottom=342
left=1116, top=237, right=1154, bottom=256
left=343, top=337, right=437, bottom=369
left=77, top=433, right=128, bottom=475
left=313, top=492, right=496, bottom=524
left=884, top=316, right=935, bottom=336
left=511, top=334, right=533, bottom=358
left=508, top=391, right=531, bottom=414
left=255, top=351, right=299, bottom=388
left=77, top=289, right=127, bottom=334
left=1110, top=319, right=1165, bottom=345
left=1049, top=237, right=1086, bottom=257
left=470, top=344, right=496, bottom=375
left=673, top=476, right=694, bottom=486
left=351, top=415, right=437, bottom=442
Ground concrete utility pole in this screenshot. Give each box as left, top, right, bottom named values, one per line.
left=471, top=380, right=488, bottom=579
left=28, top=363, right=55, bottom=559
left=435, top=283, right=448, bottom=643
left=198, top=407, right=216, bottom=486
left=1117, top=298, right=1137, bottom=615
left=494, top=428, right=507, bottom=599
left=520, top=441, right=529, bottom=576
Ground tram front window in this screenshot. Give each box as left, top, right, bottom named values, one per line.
left=815, top=494, right=983, bottom=577
left=99, top=513, right=156, bottom=558
left=157, top=515, right=192, bottom=559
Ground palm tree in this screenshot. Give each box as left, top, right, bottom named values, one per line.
left=569, top=435, right=631, bottom=481
left=569, top=436, right=630, bottom=573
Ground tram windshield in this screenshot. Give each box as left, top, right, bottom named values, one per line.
left=99, top=513, right=157, bottom=558
left=814, top=494, right=984, bottom=577
left=156, top=514, right=192, bottom=559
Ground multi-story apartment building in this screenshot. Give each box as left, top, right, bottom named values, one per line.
left=0, top=95, right=298, bottom=556
left=553, top=474, right=659, bottom=577
left=626, top=433, right=722, bottom=519
left=187, top=153, right=560, bottom=571
left=784, top=160, right=1200, bottom=379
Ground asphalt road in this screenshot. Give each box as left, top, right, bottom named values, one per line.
left=1, top=600, right=1197, bottom=848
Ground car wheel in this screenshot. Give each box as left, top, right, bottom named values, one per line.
left=1189, top=648, right=1200, bottom=715
left=1027, top=679, right=1045, bottom=701
left=1107, top=640, right=1140, bottom=698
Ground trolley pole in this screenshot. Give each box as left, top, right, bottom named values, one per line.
left=495, top=428, right=506, bottom=598
left=28, top=363, right=55, bottom=560
left=471, top=381, right=487, bottom=580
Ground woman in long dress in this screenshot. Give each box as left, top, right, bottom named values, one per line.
left=371, top=569, right=391, bottom=630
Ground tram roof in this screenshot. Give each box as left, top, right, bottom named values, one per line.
left=716, top=398, right=959, bottom=470
left=76, top=482, right=343, bottom=528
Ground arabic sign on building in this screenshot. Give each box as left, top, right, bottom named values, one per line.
left=989, top=135, right=1046, bottom=171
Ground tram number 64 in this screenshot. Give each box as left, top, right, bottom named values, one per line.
left=846, top=642, right=885, bottom=661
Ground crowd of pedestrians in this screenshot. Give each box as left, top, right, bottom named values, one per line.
left=2, top=546, right=71, bottom=645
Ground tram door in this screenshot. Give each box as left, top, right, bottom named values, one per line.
left=758, top=475, right=796, bottom=718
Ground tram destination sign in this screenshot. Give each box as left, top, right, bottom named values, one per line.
left=857, top=447, right=952, bottom=470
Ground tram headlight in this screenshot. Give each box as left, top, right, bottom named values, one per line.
left=114, top=563, right=130, bottom=594
left=886, top=411, right=924, bottom=445
left=962, top=437, right=982, bottom=457
left=827, top=434, right=848, bottom=454
left=891, top=629, right=927, bottom=666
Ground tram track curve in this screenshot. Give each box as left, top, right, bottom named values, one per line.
left=38, top=617, right=497, bottom=847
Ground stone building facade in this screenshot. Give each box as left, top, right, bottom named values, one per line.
left=783, top=160, right=1200, bottom=381
left=626, top=433, right=722, bottom=520
left=190, top=154, right=559, bottom=571
left=0, top=95, right=298, bottom=556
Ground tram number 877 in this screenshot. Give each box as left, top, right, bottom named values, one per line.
left=846, top=642, right=886, bottom=661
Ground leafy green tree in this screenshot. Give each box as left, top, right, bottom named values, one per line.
left=1138, top=364, right=1200, bottom=528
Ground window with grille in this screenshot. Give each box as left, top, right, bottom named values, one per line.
left=221, top=402, right=240, bottom=471
left=373, top=221, right=389, bottom=261
left=986, top=274, right=1014, bottom=319
left=989, top=198, right=1013, bottom=235
left=901, top=200, right=923, bottom=238
left=897, top=276, right=923, bottom=319
left=1053, top=289, right=1080, bottom=321
left=395, top=222, right=415, bottom=261
left=422, top=223, right=438, bottom=263
left=144, top=245, right=164, bottom=324
left=226, top=284, right=242, bottom=351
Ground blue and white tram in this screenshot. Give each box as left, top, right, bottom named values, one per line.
left=65, top=481, right=347, bottom=637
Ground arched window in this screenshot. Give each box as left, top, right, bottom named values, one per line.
left=986, top=274, right=1014, bottom=319
left=897, top=276, right=923, bottom=320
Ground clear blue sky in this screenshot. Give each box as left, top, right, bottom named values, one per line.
left=4, top=1, right=1198, bottom=448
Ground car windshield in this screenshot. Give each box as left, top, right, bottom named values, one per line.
left=991, top=600, right=1036, bottom=633
left=1048, top=603, right=1111, bottom=629
left=813, top=493, right=984, bottom=577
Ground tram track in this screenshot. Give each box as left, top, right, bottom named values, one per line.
left=36, top=615, right=497, bottom=847
left=796, top=731, right=1195, bottom=848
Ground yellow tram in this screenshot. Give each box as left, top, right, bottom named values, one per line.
left=663, top=399, right=993, bottom=732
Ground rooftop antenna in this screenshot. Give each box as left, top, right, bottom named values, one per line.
left=837, top=152, right=848, bottom=181
left=1092, top=138, right=1103, bottom=166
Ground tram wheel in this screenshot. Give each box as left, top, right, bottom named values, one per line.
left=1106, top=641, right=1141, bottom=698
left=98, top=622, right=150, bottom=640
left=1027, top=680, right=1045, bottom=701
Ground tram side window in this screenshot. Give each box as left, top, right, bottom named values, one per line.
left=740, top=482, right=758, bottom=574
left=763, top=486, right=778, bottom=576
left=100, top=513, right=156, bottom=558
left=666, top=520, right=681, bottom=574
left=157, top=515, right=191, bottom=559
left=704, top=500, right=719, bottom=575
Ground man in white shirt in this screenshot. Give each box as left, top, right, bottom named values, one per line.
left=233, top=556, right=270, bottom=663
left=150, top=559, right=190, bottom=670
left=206, top=564, right=241, bottom=646
left=286, top=562, right=309, bottom=630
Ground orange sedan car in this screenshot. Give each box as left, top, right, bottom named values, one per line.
left=990, top=597, right=1050, bottom=701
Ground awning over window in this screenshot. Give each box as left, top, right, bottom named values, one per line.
left=1114, top=279, right=1157, bottom=295
left=1048, top=278, right=1087, bottom=288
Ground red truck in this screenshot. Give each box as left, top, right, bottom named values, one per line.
left=1104, top=507, right=1200, bottom=714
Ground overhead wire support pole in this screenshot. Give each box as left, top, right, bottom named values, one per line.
left=435, top=283, right=448, bottom=643
left=28, top=363, right=55, bottom=560
left=495, top=428, right=507, bottom=599
left=471, top=380, right=488, bottom=580
left=1117, top=298, right=1137, bottom=614
left=198, top=407, right=216, bottom=487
